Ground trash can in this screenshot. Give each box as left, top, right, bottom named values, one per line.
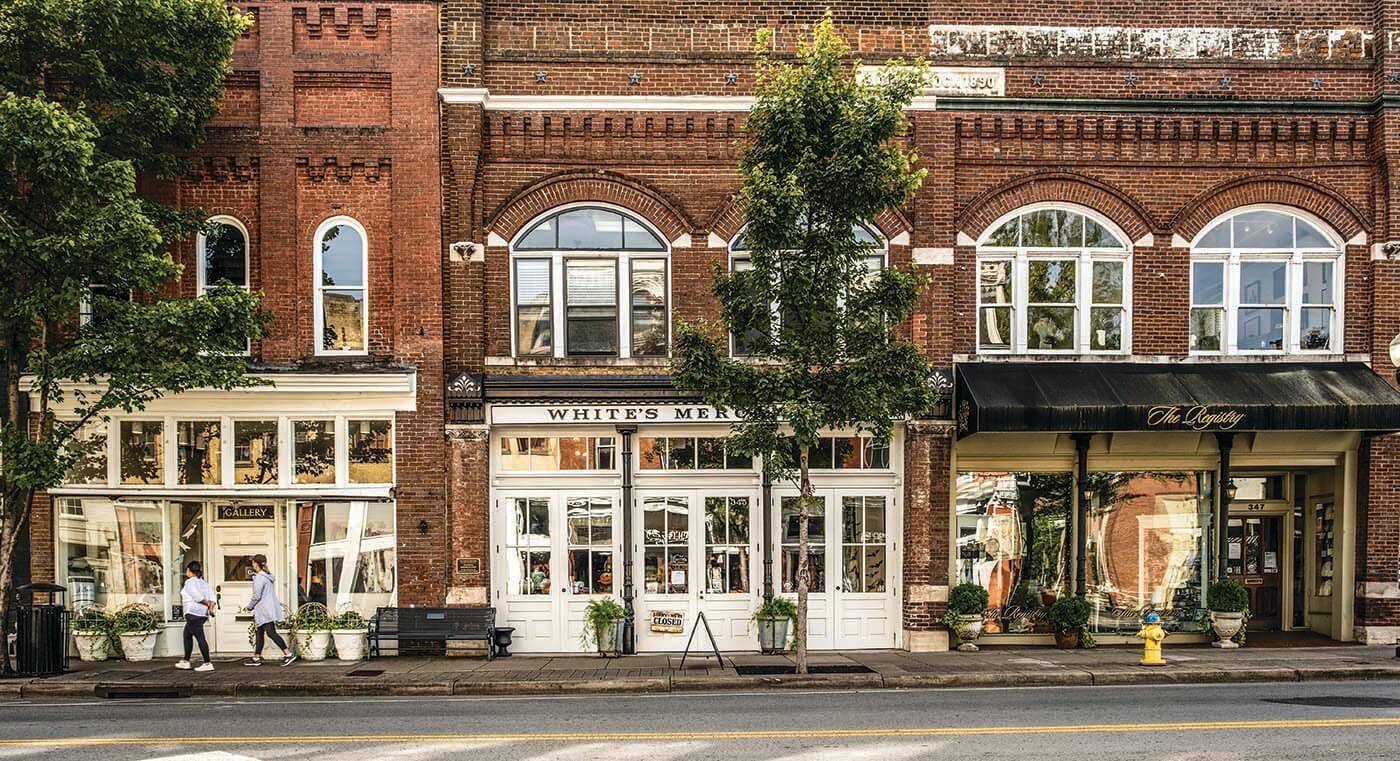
left=14, top=583, right=68, bottom=677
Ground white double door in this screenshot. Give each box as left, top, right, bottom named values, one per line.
left=773, top=486, right=898, bottom=649
left=634, top=488, right=760, bottom=652
left=495, top=489, right=621, bottom=653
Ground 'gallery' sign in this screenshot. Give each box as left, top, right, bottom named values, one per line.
left=1146, top=405, right=1245, bottom=431
left=217, top=504, right=275, bottom=521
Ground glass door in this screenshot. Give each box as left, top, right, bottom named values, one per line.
left=498, top=492, right=560, bottom=652
left=1226, top=515, right=1284, bottom=630
left=775, top=490, right=834, bottom=649
left=561, top=493, right=619, bottom=649
left=698, top=493, right=758, bottom=650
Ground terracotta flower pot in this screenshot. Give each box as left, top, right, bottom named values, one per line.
left=1053, top=628, right=1080, bottom=650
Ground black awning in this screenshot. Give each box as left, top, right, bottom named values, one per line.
left=954, top=362, right=1400, bottom=437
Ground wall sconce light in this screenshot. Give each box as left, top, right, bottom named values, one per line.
left=1389, top=333, right=1400, bottom=381
left=1080, top=486, right=1095, bottom=503
left=417, top=519, right=430, bottom=534
left=1224, top=480, right=1239, bottom=501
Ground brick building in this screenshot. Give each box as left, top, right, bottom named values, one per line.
left=27, top=1, right=1400, bottom=655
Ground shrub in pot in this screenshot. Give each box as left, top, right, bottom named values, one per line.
left=290, top=603, right=334, bottom=660
left=580, top=598, right=627, bottom=656
left=71, top=607, right=112, bottom=662
left=331, top=610, right=368, bottom=661
left=942, top=583, right=989, bottom=651
left=1046, top=596, right=1094, bottom=650
left=1207, top=578, right=1250, bottom=648
left=111, top=603, right=162, bottom=661
left=752, top=597, right=797, bottom=654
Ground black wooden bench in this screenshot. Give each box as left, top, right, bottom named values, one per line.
left=367, top=607, right=497, bottom=659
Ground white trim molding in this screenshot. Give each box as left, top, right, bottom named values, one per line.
left=439, top=89, right=941, bottom=112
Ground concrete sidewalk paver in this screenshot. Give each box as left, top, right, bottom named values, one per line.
left=5, top=645, right=1398, bottom=699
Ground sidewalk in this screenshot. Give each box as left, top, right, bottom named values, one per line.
left=4, top=644, right=1399, bottom=699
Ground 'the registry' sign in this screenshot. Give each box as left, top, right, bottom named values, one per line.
left=490, top=405, right=739, bottom=426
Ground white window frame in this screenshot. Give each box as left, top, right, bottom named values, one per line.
left=1188, top=204, right=1344, bottom=356
left=313, top=215, right=370, bottom=357
left=726, top=223, right=888, bottom=358
left=197, top=215, right=251, bottom=294
left=508, top=202, right=671, bottom=359
left=975, top=203, right=1133, bottom=355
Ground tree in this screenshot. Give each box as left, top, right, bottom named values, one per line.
left=0, top=0, right=268, bottom=673
left=672, top=15, right=938, bottom=673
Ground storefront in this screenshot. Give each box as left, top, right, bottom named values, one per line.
left=952, top=361, right=1400, bottom=643
left=482, top=375, right=903, bottom=653
left=44, top=370, right=414, bottom=655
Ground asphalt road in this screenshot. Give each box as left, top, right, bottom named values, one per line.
left=2, top=680, right=1400, bottom=760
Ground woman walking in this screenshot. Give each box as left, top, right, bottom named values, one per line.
left=176, top=561, right=215, bottom=672
left=243, top=554, right=296, bottom=667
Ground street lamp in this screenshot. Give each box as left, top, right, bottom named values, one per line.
left=1224, top=480, right=1238, bottom=501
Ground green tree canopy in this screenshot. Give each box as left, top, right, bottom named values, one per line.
left=0, top=0, right=267, bottom=673
left=671, top=14, right=939, bottom=672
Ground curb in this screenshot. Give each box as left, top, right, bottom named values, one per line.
left=5, top=665, right=1399, bottom=699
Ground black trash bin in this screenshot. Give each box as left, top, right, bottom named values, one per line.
left=14, top=583, right=68, bottom=677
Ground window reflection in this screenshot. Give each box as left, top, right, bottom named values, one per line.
left=296, top=501, right=396, bottom=616
left=120, top=421, right=164, bottom=485
left=57, top=499, right=166, bottom=613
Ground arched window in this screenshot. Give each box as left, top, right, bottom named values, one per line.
left=975, top=205, right=1131, bottom=354
left=510, top=205, right=669, bottom=358
left=1189, top=207, right=1342, bottom=354
left=727, top=221, right=886, bottom=357
left=314, top=217, right=368, bottom=355
left=198, top=216, right=249, bottom=293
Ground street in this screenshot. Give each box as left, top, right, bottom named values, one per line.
left=2, top=679, right=1399, bottom=760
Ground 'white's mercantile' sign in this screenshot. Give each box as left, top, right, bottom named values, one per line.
left=490, top=405, right=739, bottom=426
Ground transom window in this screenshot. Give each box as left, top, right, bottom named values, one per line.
left=727, top=221, right=886, bottom=357
left=498, top=436, right=617, bottom=472
left=976, top=206, right=1131, bottom=354
left=511, top=206, right=669, bottom=359
left=1190, top=207, right=1343, bottom=354
left=315, top=217, right=368, bottom=355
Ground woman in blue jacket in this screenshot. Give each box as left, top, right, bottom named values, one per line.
left=243, top=554, right=296, bottom=667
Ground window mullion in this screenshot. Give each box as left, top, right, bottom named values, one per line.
left=618, top=254, right=631, bottom=359
left=1079, top=249, right=1090, bottom=353
left=1225, top=255, right=1239, bottom=353
left=1289, top=257, right=1302, bottom=352
left=1015, top=253, right=1028, bottom=353
left=552, top=256, right=565, bottom=359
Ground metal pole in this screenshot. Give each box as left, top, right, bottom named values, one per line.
left=761, top=473, right=774, bottom=601
left=1215, top=432, right=1234, bottom=581
left=1072, top=433, right=1092, bottom=597
left=616, top=426, right=637, bottom=655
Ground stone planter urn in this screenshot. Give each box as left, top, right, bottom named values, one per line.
left=1210, top=611, right=1245, bottom=648
left=118, top=631, right=158, bottom=662
left=955, top=614, right=985, bottom=652
left=332, top=629, right=367, bottom=661
left=72, top=631, right=109, bottom=662
left=295, top=629, right=332, bottom=660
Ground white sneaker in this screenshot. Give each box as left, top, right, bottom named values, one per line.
left=175, top=660, right=192, bottom=670
left=194, top=662, right=214, bottom=672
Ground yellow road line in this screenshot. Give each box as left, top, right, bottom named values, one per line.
left=2, top=717, right=1400, bottom=747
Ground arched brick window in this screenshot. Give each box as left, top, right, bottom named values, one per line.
left=1188, top=206, right=1343, bottom=354
left=314, top=216, right=368, bottom=355
left=975, top=204, right=1131, bottom=354
left=510, top=204, right=670, bottom=358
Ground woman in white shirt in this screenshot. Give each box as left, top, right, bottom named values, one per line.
left=177, top=561, right=216, bottom=672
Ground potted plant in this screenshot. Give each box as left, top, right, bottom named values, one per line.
left=331, top=609, right=368, bottom=661
left=579, top=598, right=626, bottom=656
left=1047, top=595, right=1093, bottom=650
left=942, top=583, right=989, bottom=651
left=752, top=596, right=798, bottom=654
left=1208, top=578, right=1250, bottom=648
left=290, top=603, right=334, bottom=661
left=71, top=607, right=112, bottom=662
left=110, top=603, right=162, bottom=662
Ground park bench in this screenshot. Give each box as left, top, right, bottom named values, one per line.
left=367, top=606, right=497, bottom=659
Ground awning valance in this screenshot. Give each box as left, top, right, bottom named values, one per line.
left=954, top=362, right=1400, bottom=438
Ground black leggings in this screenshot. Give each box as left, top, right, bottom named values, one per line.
left=254, top=622, right=288, bottom=655
left=183, top=615, right=210, bottom=662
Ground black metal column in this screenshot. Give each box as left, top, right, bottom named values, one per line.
left=1215, top=432, right=1234, bottom=581
left=617, top=426, right=637, bottom=654
left=1072, top=433, right=1093, bottom=596
left=761, top=473, right=774, bottom=601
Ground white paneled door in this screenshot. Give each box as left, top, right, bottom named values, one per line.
left=634, top=489, right=760, bottom=652
left=494, top=490, right=620, bottom=653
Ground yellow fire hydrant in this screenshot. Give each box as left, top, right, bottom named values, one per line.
left=1137, top=612, right=1167, bottom=666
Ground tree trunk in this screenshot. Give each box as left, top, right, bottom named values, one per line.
left=795, top=446, right=811, bottom=675
left=0, top=489, right=27, bottom=675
